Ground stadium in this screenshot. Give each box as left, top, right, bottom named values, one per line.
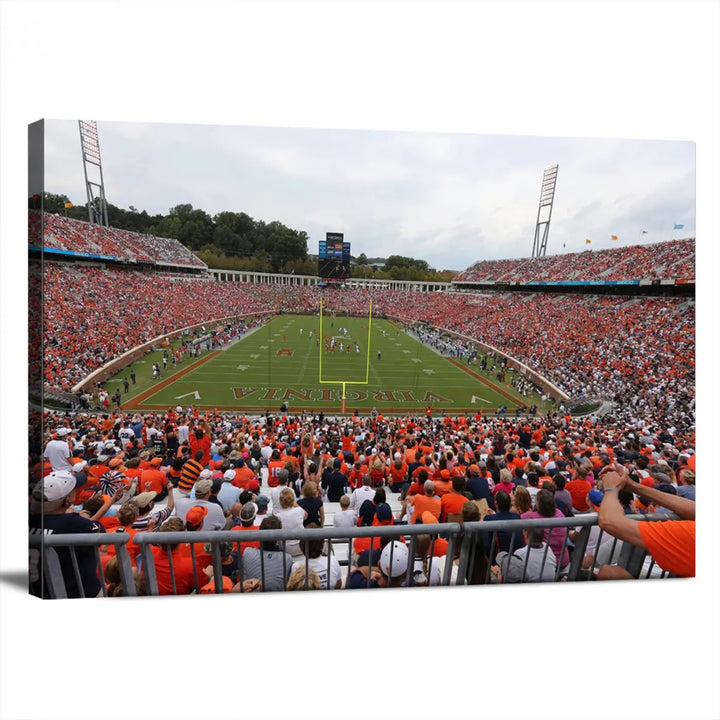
left=29, top=121, right=696, bottom=599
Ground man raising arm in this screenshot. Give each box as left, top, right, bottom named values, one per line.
left=597, top=463, right=695, bottom=578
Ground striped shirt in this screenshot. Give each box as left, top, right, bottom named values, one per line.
left=178, top=459, right=204, bottom=493
left=132, top=506, right=172, bottom=531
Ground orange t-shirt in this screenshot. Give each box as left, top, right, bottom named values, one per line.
left=638, top=520, right=695, bottom=577
left=433, top=476, right=452, bottom=497
left=229, top=524, right=261, bottom=554
left=267, top=460, right=285, bottom=487
left=103, top=526, right=140, bottom=566
left=232, top=465, right=256, bottom=490
left=409, top=495, right=441, bottom=524
left=139, top=468, right=168, bottom=495
left=178, top=541, right=213, bottom=571
left=566, top=478, right=592, bottom=511
left=388, top=463, right=407, bottom=485
left=440, top=492, right=468, bottom=521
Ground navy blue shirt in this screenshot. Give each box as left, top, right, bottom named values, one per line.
left=29, top=511, right=104, bottom=598
left=467, top=476, right=496, bottom=510
left=481, top=511, right=525, bottom=562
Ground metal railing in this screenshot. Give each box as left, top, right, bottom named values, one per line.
left=29, top=513, right=678, bottom=599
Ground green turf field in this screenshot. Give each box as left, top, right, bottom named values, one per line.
left=115, top=314, right=550, bottom=415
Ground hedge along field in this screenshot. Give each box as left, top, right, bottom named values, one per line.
left=128, top=314, right=549, bottom=415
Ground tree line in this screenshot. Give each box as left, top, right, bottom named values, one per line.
left=32, top=193, right=455, bottom=280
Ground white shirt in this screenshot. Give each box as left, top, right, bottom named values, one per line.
left=269, top=485, right=286, bottom=515
left=292, top=554, right=343, bottom=589
left=406, top=556, right=442, bottom=587
left=333, top=509, right=357, bottom=529
left=118, top=427, right=135, bottom=445
left=350, top=486, right=375, bottom=514
left=44, top=439, right=72, bottom=471
left=177, top=425, right=189, bottom=444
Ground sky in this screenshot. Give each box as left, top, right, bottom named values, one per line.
left=42, top=119, right=695, bottom=272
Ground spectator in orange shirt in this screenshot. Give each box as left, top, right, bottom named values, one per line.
left=102, top=501, right=142, bottom=568
left=566, top=460, right=594, bottom=513
left=138, top=456, right=168, bottom=500
left=408, top=480, right=442, bottom=524
left=229, top=502, right=262, bottom=555
left=267, top=450, right=285, bottom=487
left=388, top=456, right=408, bottom=493
left=440, top=477, right=471, bottom=521
left=598, top=463, right=695, bottom=578
left=231, top=457, right=256, bottom=491
left=150, top=517, right=198, bottom=595
left=189, top=428, right=211, bottom=466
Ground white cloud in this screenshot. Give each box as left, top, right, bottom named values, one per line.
left=41, top=120, right=695, bottom=271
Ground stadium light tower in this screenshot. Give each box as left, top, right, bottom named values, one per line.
left=531, top=164, right=558, bottom=258
left=78, top=120, right=109, bottom=227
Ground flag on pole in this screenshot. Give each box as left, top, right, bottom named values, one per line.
left=64, top=202, right=73, bottom=209
left=611, top=235, right=618, bottom=241
left=585, top=239, right=592, bottom=244
left=641, top=230, right=648, bottom=234
left=673, top=223, right=684, bottom=230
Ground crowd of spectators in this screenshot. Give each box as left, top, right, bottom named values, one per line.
left=41, top=262, right=695, bottom=434
left=31, top=401, right=696, bottom=596
left=454, top=238, right=695, bottom=283
left=35, top=211, right=207, bottom=268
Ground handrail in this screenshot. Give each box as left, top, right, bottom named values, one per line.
left=29, top=512, right=678, bottom=598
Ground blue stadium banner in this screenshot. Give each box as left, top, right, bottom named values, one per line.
left=318, top=241, right=327, bottom=259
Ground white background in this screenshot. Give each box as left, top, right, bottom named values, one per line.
left=1, top=2, right=718, bottom=719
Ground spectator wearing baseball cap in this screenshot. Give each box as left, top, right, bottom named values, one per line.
left=229, top=501, right=262, bottom=554
left=138, top=456, right=168, bottom=501
left=217, top=469, right=243, bottom=512
left=132, top=483, right=175, bottom=531
left=240, top=515, right=294, bottom=591
left=378, top=540, right=410, bottom=587
left=466, top=463, right=496, bottom=510
left=173, top=477, right=226, bottom=530
left=353, top=501, right=396, bottom=556
left=254, top=495, right=270, bottom=525
left=29, top=470, right=104, bottom=598
left=178, top=506, right=214, bottom=569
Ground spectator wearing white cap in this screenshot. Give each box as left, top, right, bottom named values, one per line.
left=29, top=470, right=103, bottom=598
left=378, top=540, right=410, bottom=588
left=217, top=469, right=242, bottom=512
left=44, top=428, right=76, bottom=472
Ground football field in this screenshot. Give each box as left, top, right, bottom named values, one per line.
left=116, top=315, right=548, bottom=415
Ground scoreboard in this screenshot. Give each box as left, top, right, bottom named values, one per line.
left=318, top=232, right=350, bottom=279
